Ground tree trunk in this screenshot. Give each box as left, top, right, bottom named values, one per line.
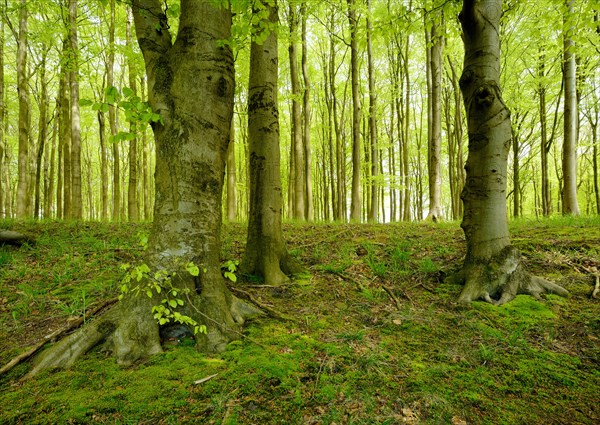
left=241, top=0, right=303, bottom=285
left=226, top=119, right=237, bottom=222
left=301, top=6, right=313, bottom=222
left=426, top=9, right=444, bottom=222
left=28, top=0, right=260, bottom=377
left=454, top=0, right=568, bottom=305
left=34, top=49, right=49, bottom=220
left=0, top=13, right=5, bottom=218
left=288, top=4, right=305, bottom=221
left=366, top=0, right=378, bottom=223
left=98, top=108, right=109, bottom=220
left=107, top=0, right=120, bottom=221
left=126, top=8, right=139, bottom=222
left=561, top=0, right=580, bottom=216
left=347, top=0, right=362, bottom=222
left=69, top=0, right=83, bottom=219
left=16, top=0, right=30, bottom=219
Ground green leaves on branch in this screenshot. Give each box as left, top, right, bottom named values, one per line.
left=119, top=261, right=206, bottom=335
left=221, top=259, right=239, bottom=283
left=80, top=86, right=163, bottom=143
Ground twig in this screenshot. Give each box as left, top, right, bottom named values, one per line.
left=194, top=373, right=218, bottom=385
left=382, top=285, right=403, bottom=310
left=0, top=297, right=118, bottom=376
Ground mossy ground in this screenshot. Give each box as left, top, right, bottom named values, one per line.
left=1, top=217, right=598, bottom=424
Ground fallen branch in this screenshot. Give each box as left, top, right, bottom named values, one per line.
left=194, top=373, right=218, bottom=385
left=0, top=297, right=118, bottom=377
left=0, top=230, right=35, bottom=247
left=382, top=285, right=403, bottom=310
left=229, top=287, right=294, bottom=322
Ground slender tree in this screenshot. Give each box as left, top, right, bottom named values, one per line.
left=453, top=0, right=568, bottom=304
left=16, top=0, right=30, bottom=218
left=366, top=0, right=378, bottom=223
left=0, top=11, right=5, bottom=218
left=347, top=0, right=362, bottom=222
left=562, top=0, right=580, bottom=215
left=426, top=7, right=444, bottom=221
left=241, top=0, right=303, bottom=285
left=69, top=0, right=83, bottom=219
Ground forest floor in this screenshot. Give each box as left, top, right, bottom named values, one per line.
left=0, top=217, right=599, bottom=424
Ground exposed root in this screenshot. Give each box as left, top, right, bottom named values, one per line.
left=455, top=245, right=569, bottom=305
left=592, top=275, right=600, bottom=299
left=25, top=276, right=264, bottom=378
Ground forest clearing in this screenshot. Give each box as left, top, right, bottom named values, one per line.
left=0, top=218, right=599, bottom=424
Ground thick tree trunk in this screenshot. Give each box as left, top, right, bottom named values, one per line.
left=562, top=0, right=580, bottom=216
left=16, top=0, right=30, bottom=219
left=28, top=0, right=260, bottom=377
left=455, top=0, right=568, bottom=305
left=347, top=0, right=362, bottom=222
left=241, top=0, right=303, bottom=286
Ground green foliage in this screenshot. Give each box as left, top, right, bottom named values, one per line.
left=119, top=261, right=206, bottom=335
left=81, top=86, right=163, bottom=143
left=221, top=259, right=239, bottom=282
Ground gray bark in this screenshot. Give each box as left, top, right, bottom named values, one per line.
left=562, top=0, right=580, bottom=215
left=454, top=0, right=568, bottom=305
left=28, top=0, right=260, bottom=377
left=241, top=0, right=303, bottom=285
left=16, top=0, right=30, bottom=218
left=347, top=0, right=362, bottom=222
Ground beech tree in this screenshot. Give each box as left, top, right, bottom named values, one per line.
left=453, top=0, right=569, bottom=304
left=240, top=0, right=303, bottom=285
left=29, top=0, right=260, bottom=375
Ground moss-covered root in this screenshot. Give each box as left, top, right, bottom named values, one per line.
left=456, top=245, right=569, bottom=305
left=26, top=297, right=163, bottom=378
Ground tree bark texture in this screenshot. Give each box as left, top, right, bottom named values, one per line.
left=347, top=0, right=362, bottom=222
left=367, top=0, right=379, bottom=223
left=561, top=0, right=580, bottom=216
left=241, top=0, right=303, bottom=286
left=29, top=0, right=260, bottom=377
left=427, top=9, right=443, bottom=222
left=288, top=4, right=305, bottom=221
left=69, top=0, right=83, bottom=219
left=0, top=14, right=5, bottom=218
left=126, top=8, right=139, bottom=222
left=16, top=0, right=30, bottom=219
left=301, top=5, right=313, bottom=222
left=455, top=0, right=568, bottom=305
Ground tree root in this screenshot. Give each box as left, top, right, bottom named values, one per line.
left=24, top=277, right=264, bottom=378
left=0, top=298, right=117, bottom=377
left=453, top=246, right=569, bottom=305
left=0, top=230, right=35, bottom=247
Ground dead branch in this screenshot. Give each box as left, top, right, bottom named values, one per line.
left=229, top=287, right=294, bottom=322
left=0, top=297, right=118, bottom=377
left=382, top=285, right=403, bottom=310
left=0, top=230, right=35, bottom=247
